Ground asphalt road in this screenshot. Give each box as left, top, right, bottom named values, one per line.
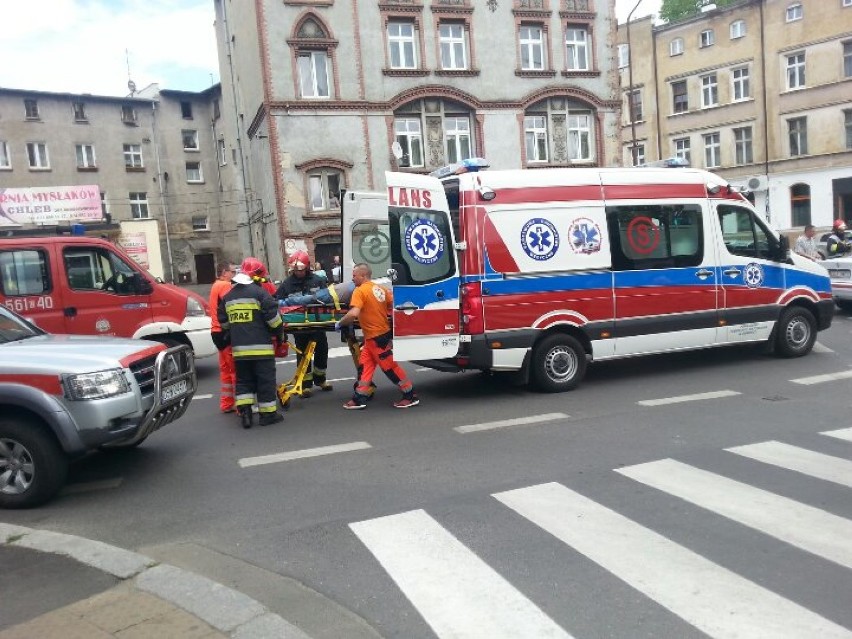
left=3, top=311, right=852, bottom=638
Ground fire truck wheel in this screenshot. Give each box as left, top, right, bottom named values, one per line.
left=531, top=334, right=586, bottom=393
left=774, top=306, right=816, bottom=358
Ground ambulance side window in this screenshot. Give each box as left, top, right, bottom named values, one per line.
left=351, top=221, right=392, bottom=279
left=390, top=208, right=456, bottom=285
left=0, top=250, right=50, bottom=296
left=717, top=204, right=778, bottom=260
left=606, top=204, right=703, bottom=271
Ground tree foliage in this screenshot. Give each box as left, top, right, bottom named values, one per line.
left=659, top=0, right=740, bottom=23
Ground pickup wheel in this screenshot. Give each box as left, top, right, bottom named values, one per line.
left=530, top=334, right=587, bottom=393
left=774, top=306, right=816, bottom=358
left=0, top=417, right=68, bottom=509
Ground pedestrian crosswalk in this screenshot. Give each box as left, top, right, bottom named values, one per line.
left=349, top=430, right=852, bottom=638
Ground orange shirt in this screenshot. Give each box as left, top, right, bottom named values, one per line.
left=350, top=281, right=392, bottom=339
left=209, top=278, right=232, bottom=332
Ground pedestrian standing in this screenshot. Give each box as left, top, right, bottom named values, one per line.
left=218, top=257, right=285, bottom=429
left=336, top=263, right=419, bottom=410
left=794, top=224, right=819, bottom=261
left=209, top=262, right=236, bottom=413
left=331, top=255, right=342, bottom=284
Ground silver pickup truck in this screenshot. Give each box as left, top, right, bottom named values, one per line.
left=0, top=306, right=196, bottom=508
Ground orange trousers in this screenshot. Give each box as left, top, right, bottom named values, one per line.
left=218, top=346, right=236, bottom=411
left=354, top=335, right=413, bottom=399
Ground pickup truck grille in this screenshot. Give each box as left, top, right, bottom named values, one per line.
left=129, top=355, right=157, bottom=399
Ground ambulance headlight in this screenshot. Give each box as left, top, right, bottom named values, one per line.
left=64, top=369, right=129, bottom=400
left=186, top=296, right=207, bottom=317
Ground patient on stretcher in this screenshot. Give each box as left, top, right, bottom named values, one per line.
left=279, top=281, right=355, bottom=307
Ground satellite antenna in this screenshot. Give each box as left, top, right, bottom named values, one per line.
left=391, top=141, right=403, bottom=160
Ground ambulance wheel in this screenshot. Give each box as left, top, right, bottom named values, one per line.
left=531, top=334, right=586, bottom=393
left=774, top=306, right=816, bottom=358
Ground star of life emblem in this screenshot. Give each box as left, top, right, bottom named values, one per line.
left=404, top=219, right=444, bottom=265
left=744, top=262, right=764, bottom=288
left=521, top=218, right=559, bottom=261
left=568, top=217, right=602, bottom=254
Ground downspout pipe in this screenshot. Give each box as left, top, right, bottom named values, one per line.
left=151, top=100, right=176, bottom=283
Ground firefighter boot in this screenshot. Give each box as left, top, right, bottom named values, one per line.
left=239, top=407, right=253, bottom=429
left=259, top=411, right=284, bottom=426
left=314, top=372, right=333, bottom=392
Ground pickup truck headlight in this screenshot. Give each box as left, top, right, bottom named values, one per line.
left=186, top=296, right=207, bottom=317
left=64, top=369, right=130, bottom=400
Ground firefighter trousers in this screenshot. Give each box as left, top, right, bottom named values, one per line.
left=354, top=334, right=413, bottom=400
left=234, top=357, right=278, bottom=414
left=294, top=330, right=329, bottom=387
left=218, top=346, right=236, bottom=412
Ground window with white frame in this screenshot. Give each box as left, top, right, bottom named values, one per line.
left=123, top=144, right=143, bottom=168
left=439, top=22, right=468, bottom=70
left=394, top=117, right=424, bottom=167
left=845, top=110, right=852, bottom=149
left=388, top=21, right=417, bottom=69
left=72, top=101, right=87, bottom=121
left=786, top=52, right=805, bottom=89
left=672, top=80, right=688, bottom=113
left=185, top=161, right=203, bottom=183
left=630, top=143, right=645, bottom=166
left=844, top=41, right=852, bottom=78
left=298, top=51, right=331, bottom=98
left=730, top=20, right=746, bottom=39
left=788, top=117, right=807, bottom=156
left=444, top=117, right=471, bottom=164
left=703, top=132, right=721, bottom=168
left=26, top=142, right=49, bottom=169
left=524, top=115, right=548, bottom=163
left=218, top=139, right=227, bottom=166
left=670, top=37, right=684, bottom=56
left=732, top=67, right=750, bottom=101
left=75, top=144, right=96, bottom=168
left=567, top=112, right=593, bottom=161
left=307, top=168, right=344, bottom=211
left=182, top=129, right=199, bottom=151
left=674, top=137, right=691, bottom=165
left=0, top=141, right=10, bottom=169
left=627, top=89, right=642, bottom=121
left=786, top=3, right=803, bottom=22
left=733, top=126, right=753, bottom=165
left=129, top=192, right=149, bottom=219
left=700, top=29, right=715, bottom=48
left=192, top=216, right=209, bottom=231
left=617, top=44, right=629, bottom=69
left=565, top=25, right=589, bottom=71
left=24, top=99, right=39, bottom=119
left=519, top=25, right=545, bottom=70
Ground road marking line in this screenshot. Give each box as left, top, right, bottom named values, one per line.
left=822, top=427, right=852, bottom=442
left=349, top=509, right=572, bottom=639
left=415, top=367, right=431, bottom=372
left=328, top=377, right=355, bottom=383
left=454, top=412, right=569, bottom=434
left=637, top=390, right=740, bottom=406
left=812, top=341, right=834, bottom=353
left=238, top=442, right=371, bottom=468
left=790, top=370, right=852, bottom=385
left=494, top=482, right=852, bottom=639
left=276, top=347, right=351, bottom=365
left=192, top=393, right=213, bottom=400
left=617, top=459, right=852, bottom=570
left=60, top=478, right=124, bottom=495
left=726, top=441, right=852, bottom=488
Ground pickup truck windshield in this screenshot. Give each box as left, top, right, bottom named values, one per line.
left=0, top=306, right=42, bottom=344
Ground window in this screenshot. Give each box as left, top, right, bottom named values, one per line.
left=394, top=118, right=424, bottom=167
left=732, top=67, right=750, bottom=101
left=192, top=216, right=209, bottom=231
left=388, top=21, right=417, bottom=69
left=786, top=52, right=805, bottom=89
left=180, top=101, right=193, bottom=119
left=0, top=250, right=50, bottom=296
left=703, top=132, right=721, bottom=168
left=630, top=143, right=645, bottom=167
left=72, top=101, right=87, bottom=121
left=718, top=204, right=779, bottom=260
left=627, top=89, right=642, bottom=121
left=519, top=25, right=545, bottom=71
left=123, top=144, right=143, bottom=168
left=186, top=161, right=203, bottom=183
left=617, top=44, right=629, bottom=69
left=790, top=184, right=811, bottom=227
left=307, top=168, right=344, bottom=211
left=672, top=80, right=688, bottom=113
left=674, top=137, right=691, bottom=165
left=445, top=117, right=471, bottom=164
left=0, top=141, right=10, bottom=169
left=121, top=105, right=137, bottom=124
left=844, top=42, right=852, bottom=78
left=786, top=3, right=803, bottom=22
left=100, top=192, right=109, bottom=218
left=565, top=25, right=589, bottom=71
left=700, top=29, right=715, bottom=48
left=64, top=247, right=137, bottom=294
left=390, top=208, right=456, bottom=285
left=733, top=127, right=753, bottom=165
left=845, top=110, right=852, bottom=150
left=567, top=112, right=592, bottom=161
left=351, top=220, right=392, bottom=281
left=298, top=51, right=331, bottom=98
left=75, top=144, right=96, bottom=169
left=788, top=117, right=807, bottom=156
left=607, top=205, right=704, bottom=270
left=24, top=99, right=39, bottom=119
left=701, top=74, right=718, bottom=108
left=218, top=139, right=227, bottom=165
left=439, top=22, right=468, bottom=70
left=730, top=20, right=746, bottom=39
left=182, top=129, right=199, bottom=151
left=26, top=142, right=49, bottom=169
left=524, top=115, right=548, bottom=163
left=670, top=37, right=684, bottom=56
left=129, top=192, right=149, bottom=219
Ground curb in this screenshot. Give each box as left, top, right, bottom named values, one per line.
left=0, top=523, right=311, bottom=639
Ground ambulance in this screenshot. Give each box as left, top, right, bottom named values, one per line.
left=342, top=160, right=834, bottom=392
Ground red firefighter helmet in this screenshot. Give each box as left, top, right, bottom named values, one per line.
left=287, top=250, right=311, bottom=272
left=240, top=257, right=268, bottom=278
left=833, top=219, right=847, bottom=232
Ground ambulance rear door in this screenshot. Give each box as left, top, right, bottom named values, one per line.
left=341, top=190, right=391, bottom=285
left=386, top=171, right=461, bottom=361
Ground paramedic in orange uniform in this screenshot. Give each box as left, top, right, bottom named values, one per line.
left=209, top=262, right=236, bottom=412
left=336, top=263, right=419, bottom=410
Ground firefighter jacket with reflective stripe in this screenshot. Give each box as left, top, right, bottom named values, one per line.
left=217, top=282, right=283, bottom=359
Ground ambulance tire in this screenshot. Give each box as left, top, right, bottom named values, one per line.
left=774, top=306, right=816, bottom=358
left=531, top=334, right=586, bottom=393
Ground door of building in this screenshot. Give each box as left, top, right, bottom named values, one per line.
left=195, top=253, right=216, bottom=284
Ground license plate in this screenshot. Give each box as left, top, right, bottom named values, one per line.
left=161, top=379, right=188, bottom=402
left=828, top=269, right=851, bottom=279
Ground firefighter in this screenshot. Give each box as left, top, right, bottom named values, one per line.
left=209, top=261, right=236, bottom=413
left=218, top=257, right=285, bottom=429
left=242, top=259, right=278, bottom=295
left=826, top=219, right=851, bottom=257
left=274, top=250, right=332, bottom=396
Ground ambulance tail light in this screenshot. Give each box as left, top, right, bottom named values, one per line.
left=460, top=282, right=484, bottom=335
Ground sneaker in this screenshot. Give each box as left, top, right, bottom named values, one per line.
left=259, top=412, right=284, bottom=426
left=343, top=399, right=367, bottom=410
left=393, top=395, right=420, bottom=409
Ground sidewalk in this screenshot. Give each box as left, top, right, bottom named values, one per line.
left=0, top=524, right=310, bottom=639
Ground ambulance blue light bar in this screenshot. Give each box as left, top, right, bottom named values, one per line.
left=641, top=157, right=690, bottom=168
left=429, top=157, right=490, bottom=179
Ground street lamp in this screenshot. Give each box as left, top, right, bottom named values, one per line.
left=626, top=0, right=643, bottom=166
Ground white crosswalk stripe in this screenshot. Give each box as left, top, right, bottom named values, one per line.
left=823, top=427, right=852, bottom=442
left=726, top=440, right=852, bottom=488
